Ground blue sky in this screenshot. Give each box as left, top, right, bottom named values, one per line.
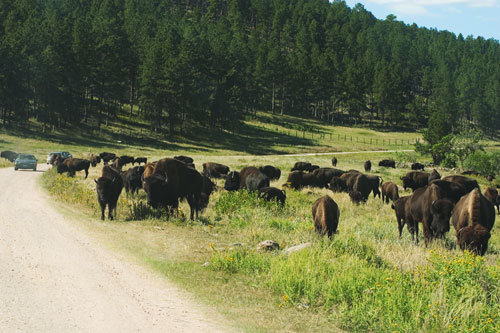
left=344, top=0, right=500, bottom=41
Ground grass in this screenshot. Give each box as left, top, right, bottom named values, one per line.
left=38, top=147, right=500, bottom=332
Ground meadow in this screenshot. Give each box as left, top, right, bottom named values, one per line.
left=38, top=150, right=500, bottom=332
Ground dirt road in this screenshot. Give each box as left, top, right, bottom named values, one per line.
left=0, top=164, right=230, bottom=332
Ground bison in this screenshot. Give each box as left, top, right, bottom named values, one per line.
left=258, top=187, right=286, bottom=206
left=259, top=165, right=281, bottom=181
left=95, top=166, right=123, bottom=220
left=401, top=171, right=430, bottom=192
left=306, top=165, right=320, bottom=172
left=339, top=170, right=362, bottom=192
left=99, top=152, right=116, bottom=164
left=291, top=161, right=312, bottom=172
left=441, top=175, right=479, bottom=197
left=312, top=196, right=340, bottom=237
left=452, top=188, right=495, bottom=255
left=351, top=174, right=372, bottom=203
left=143, top=158, right=202, bottom=220
left=379, top=159, right=396, bottom=168
left=331, top=157, right=338, bottom=167
left=484, top=187, right=500, bottom=215
left=199, top=175, right=216, bottom=210
left=411, top=162, right=425, bottom=171
left=285, top=171, right=321, bottom=189
left=391, top=196, right=413, bottom=239
left=134, top=157, right=148, bottom=165
left=122, top=166, right=144, bottom=196
left=364, top=160, right=371, bottom=172
left=381, top=182, right=399, bottom=204
left=312, top=168, right=345, bottom=188
left=224, top=167, right=269, bottom=192
left=1, top=150, right=18, bottom=162
left=56, top=157, right=91, bottom=179
left=428, top=169, right=441, bottom=182
left=202, top=162, right=230, bottom=179
left=365, top=175, right=382, bottom=198
left=329, top=176, right=348, bottom=193
left=174, top=155, right=194, bottom=164
left=89, top=154, right=101, bottom=167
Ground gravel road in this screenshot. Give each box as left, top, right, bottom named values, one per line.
left=0, top=164, right=230, bottom=332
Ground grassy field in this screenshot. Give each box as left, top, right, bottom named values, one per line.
left=38, top=149, right=500, bottom=332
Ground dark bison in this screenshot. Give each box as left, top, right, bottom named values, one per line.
left=379, top=159, right=396, bottom=168
left=134, top=157, right=147, bottom=165
left=312, top=168, right=345, bottom=188
left=258, top=187, right=286, bottom=206
left=339, top=170, right=362, bottom=192
left=56, top=158, right=91, bottom=179
left=259, top=165, right=281, bottom=181
left=1, top=150, right=18, bottom=162
left=122, top=166, right=144, bottom=196
left=143, top=158, right=202, bottom=220
left=441, top=175, right=479, bottom=197
left=381, top=182, right=399, bottom=204
left=365, top=175, right=382, bottom=198
left=428, top=169, right=441, bottom=182
left=199, top=176, right=216, bottom=210
left=331, top=157, right=338, bottom=167
left=391, top=196, right=413, bottom=240
left=350, top=174, right=372, bottom=203
left=452, top=188, right=495, bottom=255
left=174, top=155, right=194, bottom=164
left=291, top=161, right=312, bottom=172
left=202, top=162, right=230, bottom=179
left=329, top=176, right=348, bottom=193
left=408, top=183, right=454, bottom=243
left=99, top=152, right=116, bottom=164
left=224, top=167, right=269, bottom=192
left=285, top=171, right=321, bottom=189
left=364, top=160, right=371, bottom=172
left=95, top=166, right=123, bottom=220
left=401, top=171, right=430, bottom=192
left=312, top=196, right=340, bottom=237
left=89, top=154, right=101, bottom=167
left=113, top=155, right=135, bottom=170
left=484, top=187, right=500, bottom=215
left=411, top=162, right=425, bottom=171
left=307, top=165, right=320, bottom=172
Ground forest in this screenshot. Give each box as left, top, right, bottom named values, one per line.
left=0, top=0, right=499, bottom=138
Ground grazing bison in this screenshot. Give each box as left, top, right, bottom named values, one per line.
left=202, top=162, right=230, bottom=179
left=441, top=175, right=479, bottom=197
left=113, top=155, right=135, bottom=169
left=285, top=171, right=321, bottom=189
left=291, top=161, right=312, bottom=172
left=224, top=167, right=269, bottom=192
left=306, top=165, right=320, bottom=172
left=56, top=158, right=91, bottom=179
left=258, top=187, right=286, bottom=206
left=411, top=162, right=425, bottom=171
left=1, top=150, right=18, bottom=162
left=312, top=196, right=340, bottom=237
left=391, top=196, right=413, bottom=239
left=452, top=188, right=495, bottom=255
left=99, top=152, right=116, bottom=164
left=484, top=187, right=500, bottom=215
left=401, top=171, right=430, bottom=192
left=89, top=154, right=101, bottom=167
left=339, top=171, right=362, bottom=192
left=351, top=174, right=372, bottom=203
left=174, top=155, right=194, bottom=164
left=364, top=160, right=371, bottom=172
left=408, top=183, right=454, bottom=243
left=379, top=159, right=396, bottom=168
left=331, top=157, right=338, bottom=167
left=428, top=169, right=441, bottom=182
left=365, top=175, right=382, bottom=198
left=312, top=168, right=345, bottom=188
left=95, top=166, right=123, bottom=220
left=143, top=158, right=202, bottom=220
left=329, top=176, right=348, bottom=193
left=134, top=157, right=147, bottom=165
left=259, top=165, right=281, bottom=181
left=122, top=166, right=144, bottom=196
left=382, top=182, right=399, bottom=204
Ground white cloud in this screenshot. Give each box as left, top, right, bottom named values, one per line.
left=390, top=3, right=429, bottom=15
left=369, top=0, right=498, bottom=7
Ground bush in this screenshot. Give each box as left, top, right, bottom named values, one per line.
left=463, top=151, right=500, bottom=177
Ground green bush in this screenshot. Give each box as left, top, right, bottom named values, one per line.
left=463, top=151, right=500, bottom=177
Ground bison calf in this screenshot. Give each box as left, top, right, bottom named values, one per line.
left=312, top=196, right=340, bottom=237
left=258, top=187, right=286, bottom=206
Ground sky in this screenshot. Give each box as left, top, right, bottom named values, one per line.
left=344, top=0, right=500, bottom=41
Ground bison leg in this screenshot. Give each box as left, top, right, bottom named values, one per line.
left=99, top=200, right=106, bottom=220
left=108, top=203, right=115, bottom=220
left=84, top=168, right=89, bottom=179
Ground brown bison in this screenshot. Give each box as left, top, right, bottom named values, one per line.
left=331, top=157, right=338, bottom=167
left=329, top=176, right=348, bottom=193
left=174, top=155, right=194, bottom=164
left=411, top=162, right=425, bottom=171
left=56, top=158, right=91, bottom=179
left=428, top=169, right=441, bottom=182
left=89, top=154, right=101, bottom=167
left=312, top=196, right=340, bottom=237
left=391, top=196, right=413, bottom=240
left=122, top=166, right=144, bottom=196
left=133, top=157, right=147, bottom=165
left=339, top=170, right=362, bottom=192
left=95, top=166, right=123, bottom=220
left=202, top=162, right=230, bottom=179
left=291, top=161, right=312, bottom=172
left=259, top=165, right=281, bottom=181
left=307, top=165, right=320, bottom=172
left=381, top=182, right=399, bottom=204
left=365, top=175, right=382, bottom=198
left=401, top=171, right=430, bottom=192
left=285, top=171, right=321, bottom=189
left=312, top=168, right=345, bottom=188
left=143, top=158, right=202, bottom=220
left=113, top=155, right=135, bottom=170
left=408, top=183, right=454, bottom=243
left=258, top=187, right=286, bottom=206
left=441, top=175, right=479, bottom=196
left=350, top=174, right=372, bottom=203
left=99, top=152, right=116, bottom=164
left=364, top=160, right=371, bottom=172
left=1, top=150, right=18, bottom=162
left=379, top=159, right=396, bottom=168
left=452, top=188, right=495, bottom=255
left=484, top=187, right=500, bottom=215
left=224, top=167, right=269, bottom=192
left=199, top=176, right=216, bottom=210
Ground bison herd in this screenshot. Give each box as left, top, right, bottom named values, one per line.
left=44, top=151, right=499, bottom=256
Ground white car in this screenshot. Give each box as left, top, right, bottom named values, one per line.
left=46, top=151, right=72, bottom=164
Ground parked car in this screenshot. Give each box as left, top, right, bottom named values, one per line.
left=15, top=154, right=37, bottom=171
left=46, top=151, right=72, bottom=164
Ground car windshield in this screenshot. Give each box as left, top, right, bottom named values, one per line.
left=18, top=154, right=36, bottom=160
left=61, top=152, right=71, bottom=157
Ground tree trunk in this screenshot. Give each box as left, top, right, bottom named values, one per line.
left=129, top=76, right=135, bottom=119
left=271, top=82, right=275, bottom=113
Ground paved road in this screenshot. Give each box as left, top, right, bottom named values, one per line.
left=0, top=164, right=229, bottom=332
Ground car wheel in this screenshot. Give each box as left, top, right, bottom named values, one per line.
left=14, top=167, right=18, bottom=171
left=33, top=167, right=37, bottom=171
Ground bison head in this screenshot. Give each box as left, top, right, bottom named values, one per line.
left=224, top=171, right=240, bottom=191
left=428, top=169, right=441, bottom=182
left=95, top=177, right=115, bottom=202
left=329, top=177, right=347, bottom=193
left=401, top=176, right=413, bottom=191
left=430, top=199, right=453, bottom=238
left=348, top=190, right=365, bottom=204
left=143, top=175, right=170, bottom=209
left=456, top=225, right=491, bottom=255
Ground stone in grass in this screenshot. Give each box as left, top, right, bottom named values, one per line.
left=284, top=242, right=312, bottom=256
left=256, top=240, right=280, bottom=252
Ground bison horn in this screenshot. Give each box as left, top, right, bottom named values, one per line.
left=432, top=200, right=437, bottom=210
left=94, top=179, right=97, bottom=184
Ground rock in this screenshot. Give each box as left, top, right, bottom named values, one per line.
left=285, top=242, right=312, bottom=255
left=256, top=240, right=280, bottom=252
left=201, top=262, right=210, bottom=267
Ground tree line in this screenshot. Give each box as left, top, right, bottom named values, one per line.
left=0, top=0, right=499, bottom=139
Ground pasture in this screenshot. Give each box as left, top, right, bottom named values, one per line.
left=39, top=151, right=500, bottom=332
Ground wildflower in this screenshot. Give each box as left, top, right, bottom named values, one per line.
left=228, top=257, right=233, bottom=262
left=283, top=294, right=288, bottom=302
left=386, top=277, right=392, bottom=281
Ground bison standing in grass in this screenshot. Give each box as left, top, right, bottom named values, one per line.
left=381, top=182, right=399, bottom=204
left=202, top=162, right=230, bottom=179
left=89, top=154, right=101, bottom=167
left=484, top=187, right=500, bottom=215
left=379, top=159, right=396, bottom=168
left=312, top=196, right=340, bottom=237
left=391, top=196, right=413, bottom=240
left=401, top=171, right=430, bottom=192
left=312, top=168, right=345, bottom=188
left=291, top=161, right=312, bottom=172
left=1, top=150, right=18, bottom=162
left=122, top=166, right=144, bottom=196
left=95, top=166, right=123, bottom=220
left=364, top=160, right=371, bottom=172
left=258, top=187, right=286, bottom=206
left=259, top=165, right=281, bottom=181
left=224, top=167, right=269, bottom=192
left=285, top=171, right=321, bottom=189
left=133, top=157, right=148, bottom=165
left=56, top=157, right=91, bottom=179
left=331, top=157, right=338, bottom=167
left=99, top=152, right=116, bottom=164
left=452, top=188, right=495, bottom=255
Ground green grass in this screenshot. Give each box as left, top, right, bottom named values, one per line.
left=38, top=147, right=500, bottom=332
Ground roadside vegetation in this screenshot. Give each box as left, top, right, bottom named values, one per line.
left=39, top=149, right=500, bottom=332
